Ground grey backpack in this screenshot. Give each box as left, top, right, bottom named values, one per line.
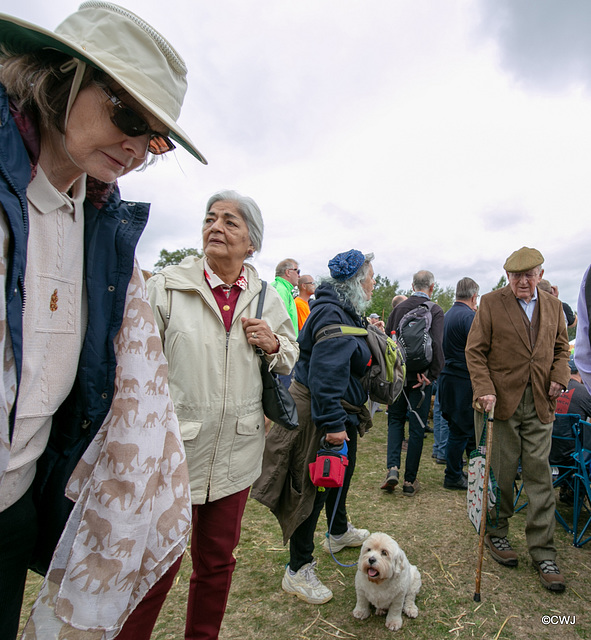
left=396, top=301, right=436, bottom=374
left=314, top=323, right=406, bottom=405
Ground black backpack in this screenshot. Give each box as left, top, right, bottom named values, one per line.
left=396, top=301, right=436, bottom=374
left=314, top=323, right=406, bottom=405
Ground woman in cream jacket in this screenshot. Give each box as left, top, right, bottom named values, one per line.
left=146, top=190, right=298, bottom=639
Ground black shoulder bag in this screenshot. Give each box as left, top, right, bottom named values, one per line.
left=255, top=281, right=299, bottom=430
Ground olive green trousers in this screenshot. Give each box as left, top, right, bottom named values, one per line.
left=474, top=384, right=556, bottom=562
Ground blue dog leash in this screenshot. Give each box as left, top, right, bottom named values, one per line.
left=324, top=485, right=358, bottom=568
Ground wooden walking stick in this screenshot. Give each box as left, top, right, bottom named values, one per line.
left=474, top=407, right=494, bottom=602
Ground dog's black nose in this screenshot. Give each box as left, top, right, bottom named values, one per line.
left=368, top=557, right=376, bottom=565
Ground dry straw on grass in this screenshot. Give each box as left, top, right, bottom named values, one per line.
left=20, top=412, right=591, bottom=638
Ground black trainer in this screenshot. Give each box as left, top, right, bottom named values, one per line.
left=443, top=475, right=468, bottom=490
left=380, top=467, right=399, bottom=493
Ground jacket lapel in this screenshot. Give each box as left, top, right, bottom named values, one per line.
left=500, top=286, right=532, bottom=352
left=531, top=290, right=549, bottom=356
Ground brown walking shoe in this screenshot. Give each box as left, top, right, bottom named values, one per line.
left=484, top=534, right=518, bottom=567
left=533, top=560, right=566, bottom=592
left=402, top=479, right=420, bottom=497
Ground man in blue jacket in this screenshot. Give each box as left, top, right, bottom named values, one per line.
left=438, top=277, right=479, bottom=489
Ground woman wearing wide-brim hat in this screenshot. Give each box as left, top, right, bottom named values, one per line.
left=0, top=3, right=204, bottom=638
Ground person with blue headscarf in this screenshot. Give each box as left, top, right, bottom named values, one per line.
left=252, top=249, right=375, bottom=605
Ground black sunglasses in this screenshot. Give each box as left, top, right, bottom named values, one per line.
left=101, top=87, right=175, bottom=155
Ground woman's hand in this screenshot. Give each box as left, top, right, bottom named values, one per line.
left=241, top=317, right=279, bottom=354
left=325, top=431, right=349, bottom=446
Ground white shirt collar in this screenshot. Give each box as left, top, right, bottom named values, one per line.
left=203, top=258, right=249, bottom=290
left=27, top=166, right=86, bottom=220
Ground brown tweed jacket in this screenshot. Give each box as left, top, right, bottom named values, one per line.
left=465, top=285, right=570, bottom=422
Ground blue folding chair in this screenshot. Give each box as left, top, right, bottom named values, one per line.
left=513, top=413, right=581, bottom=535
left=572, top=419, right=591, bottom=548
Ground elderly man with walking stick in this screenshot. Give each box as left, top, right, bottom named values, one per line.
left=465, top=247, right=570, bottom=592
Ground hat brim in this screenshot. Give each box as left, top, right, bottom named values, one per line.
left=0, top=13, right=207, bottom=164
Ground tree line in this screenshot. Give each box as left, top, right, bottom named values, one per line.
left=155, top=250, right=578, bottom=339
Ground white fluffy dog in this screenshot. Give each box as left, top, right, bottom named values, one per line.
left=353, top=532, right=421, bottom=631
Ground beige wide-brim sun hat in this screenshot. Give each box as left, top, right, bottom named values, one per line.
left=0, top=1, right=207, bottom=163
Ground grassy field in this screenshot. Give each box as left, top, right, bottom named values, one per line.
left=21, top=411, right=591, bottom=639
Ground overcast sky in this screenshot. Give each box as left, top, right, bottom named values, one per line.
left=10, top=0, right=591, bottom=307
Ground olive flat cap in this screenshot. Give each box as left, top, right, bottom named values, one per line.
left=503, top=247, right=544, bottom=272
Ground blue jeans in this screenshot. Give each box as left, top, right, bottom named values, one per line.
left=386, top=385, right=433, bottom=483
left=432, top=386, right=449, bottom=459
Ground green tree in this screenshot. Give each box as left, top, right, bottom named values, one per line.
left=153, top=247, right=202, bottom=272
left=492, top=275, right=507, bottom=290
left=366, top=274, right=400, bottom=321
left=402, top=282, right=455, bottom=312
left=431, top=283, right=455, bottom=312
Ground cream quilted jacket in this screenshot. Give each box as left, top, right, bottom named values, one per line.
left=147, top=257, right=299, bottom=503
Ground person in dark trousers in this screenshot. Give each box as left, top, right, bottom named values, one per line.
left=438, top=277, right=479, bottom=490
left=381, top=270, right=444, bottom=497
left=253, top=249, right=375, bottom=605
left=0, top=4, right=206, bottom=637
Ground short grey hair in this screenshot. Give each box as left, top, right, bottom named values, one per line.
left=321, top=253, right=375, bottom=316
left=413, top=270, right=434, bottom=291
left=205, top=190, right=264, bottom=254
left=456, top=277, right=479, bottom=300
left=275, top=258, right=298, bottom=278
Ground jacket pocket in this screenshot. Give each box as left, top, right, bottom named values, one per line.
left=179, top=420, right=202, bottom=441
left=228, top=409, right=265, bottom=482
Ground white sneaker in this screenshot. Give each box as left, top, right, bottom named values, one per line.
left=282, top=561, right=333, bottom=604
left=323, top=522, right=370, bottom=553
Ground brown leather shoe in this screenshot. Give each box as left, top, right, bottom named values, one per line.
left=484, top=534, right=518, bottom=567
left=533, top=560, right=566, bottom=592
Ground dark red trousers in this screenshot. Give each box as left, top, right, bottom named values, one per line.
left=117, top=488, right=250, bottom=640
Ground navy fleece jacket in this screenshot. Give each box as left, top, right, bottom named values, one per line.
left=294, top=283, right=371, bottom=433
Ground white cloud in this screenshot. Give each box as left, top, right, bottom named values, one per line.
left=10, top=0, right=591, bottom=306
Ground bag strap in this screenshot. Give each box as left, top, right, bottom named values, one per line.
left=314, top=323, right=368, bottom=344
left=397, top=300, right=435, bottom=330
left=256, top=280, right=267, bottom=320
left=254, top=281, right=267, bottom=358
